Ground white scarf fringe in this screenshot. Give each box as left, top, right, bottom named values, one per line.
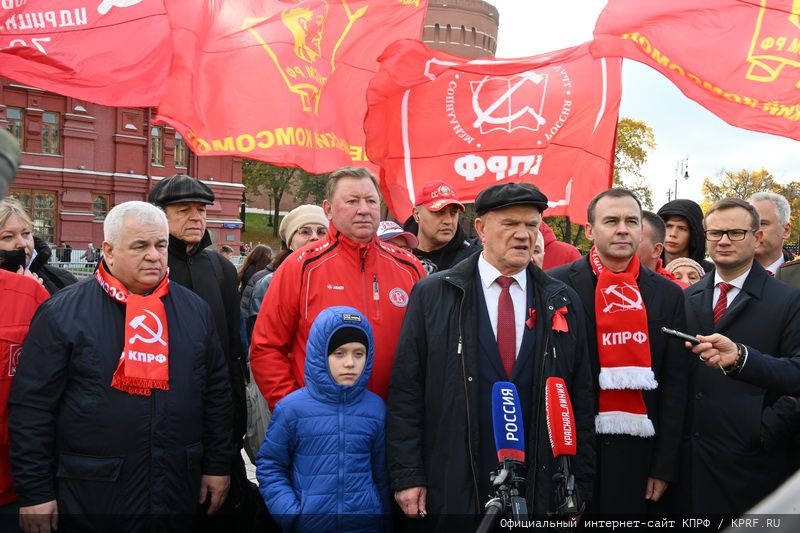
left=595, top=411, right=655, bottom=437
left=599, top=366, right=658, bottom=390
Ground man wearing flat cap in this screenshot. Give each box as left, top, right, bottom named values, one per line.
left=388, top=182, right=594, bottom=519
left=548, top=189, right=690, bottom=515
left=148, top=174, right=258, bottom=526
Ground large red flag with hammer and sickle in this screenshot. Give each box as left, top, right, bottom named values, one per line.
left=0, top=0, right=170, bottom=106
left=592, top=0, right=800, bottom=141
left=156, top=0, right=427, bottom=174
left=364, top=40, right=622, bottom=223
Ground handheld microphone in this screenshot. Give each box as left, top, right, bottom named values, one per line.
left=477, top=382, right=529, bottom=533
left=545, top=377, right=584, bottom=517
left=492, top=381, right=525, bottom=462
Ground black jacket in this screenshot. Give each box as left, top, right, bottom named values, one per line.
left=657, top=199, right=715, bottom=273
left=387, top=253, right=595, bottom=515
left=683, top=261, right=800, bottom=514
left=548, top=256, right=690, bottom=513
left=166, top=231, right=247, bottom=443
left=403, top=217, right=481, bottom=273
left=8, top=276, right=232, bottom=521
left=29, top=237, right=78, bottom=295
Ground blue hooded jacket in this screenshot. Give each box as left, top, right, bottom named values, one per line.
left=256, top=306, right=389, bottom=532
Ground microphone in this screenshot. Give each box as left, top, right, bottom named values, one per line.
left=545, top=377, right=584, bottom=517
left=492, top=381, right=525, bottom=462
left=477, top=382, right=528, bottom=533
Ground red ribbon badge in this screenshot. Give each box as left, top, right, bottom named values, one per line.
left=552, top=306, right=569, bottom=333
left=526, top=308, right=536, bottom=329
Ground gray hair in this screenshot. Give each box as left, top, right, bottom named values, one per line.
left=104, top=201, right=169, bottom=247
left=748, top=191, right=791, bottom=225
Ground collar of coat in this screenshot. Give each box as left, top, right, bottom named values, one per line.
left=441, top=251, right=571, bottom=308
left=168, top=230, right=213, bottom=259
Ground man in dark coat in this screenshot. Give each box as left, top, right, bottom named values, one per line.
left=147, top=174, right=254, bottom=524
left=402, top=180, right=480, bottom=274
left=548, top=188, right=691, bottom=515
left=657, top=199, right=715, bottom=273
left=682, top=198, right=800, bottom=515
left=9, top=201, right=232, bottom=532
left=388, top=183, right=595, bottom=521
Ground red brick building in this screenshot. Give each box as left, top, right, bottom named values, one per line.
left=1, top=80, right=244, bottom=249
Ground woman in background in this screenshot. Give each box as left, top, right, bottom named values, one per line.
left=0, top=199, right=77, bottom=295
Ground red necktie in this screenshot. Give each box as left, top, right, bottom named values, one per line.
left=713, top=282, right=734, bottom=326
left=496, top=276, right=516, bottom=378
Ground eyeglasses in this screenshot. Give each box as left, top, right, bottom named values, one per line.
left=704, top=229, right=754, bottom=242
left=296, top=226, right=327, bottom=238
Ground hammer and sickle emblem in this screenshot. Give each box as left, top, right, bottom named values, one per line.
left=746, top=0, right=800, bottom=88
left=602, top=284, right=643, bottom=313
left=471, top=71, right=548, bottom=133
left=129, top=309, right=167, bottom=346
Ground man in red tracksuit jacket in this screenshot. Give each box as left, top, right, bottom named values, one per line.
left=0, top=268, right=49, bottom=510
left=250, top=167, right=425, bottom=409
left=540, top=221, right=581, bottom=270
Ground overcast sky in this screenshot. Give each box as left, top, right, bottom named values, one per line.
left=489, top=0, right=800, bottom=209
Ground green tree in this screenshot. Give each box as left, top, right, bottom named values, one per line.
left=701, top=168, right=778, bottom=210
left=613, top=117, right=656, bottom=210
left=243, top=160, right=310, bottom=237
left=701, top=167, right=800, bottom=242
left=294, top=171, right=330, bottom=204
left=548, top=117, right=656, bottom=248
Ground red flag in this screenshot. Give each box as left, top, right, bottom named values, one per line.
left=0, top=0, right=170, bottom=107
left=156, top=0, right=427, bottom=174
left=364, top=40, right=621, bottom=224
left=592, top=0, right=800, bottom=141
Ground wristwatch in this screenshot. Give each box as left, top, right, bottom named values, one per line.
left=722, top=343, right=747, bottom=376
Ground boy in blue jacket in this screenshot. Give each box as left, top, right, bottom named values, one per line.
left=256, top=306, right=389, bottom=532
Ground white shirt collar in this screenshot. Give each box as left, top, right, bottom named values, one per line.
left=764, top=255, right=786, bottom=275
left=714, top=267, right=751, bottom=290
left=478, top=253, right=527, bottom=291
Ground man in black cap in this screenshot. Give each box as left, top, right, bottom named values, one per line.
left=148, top=174, right=259, bottom=527
left=388, top=182, right=594, bottom=519
left=548, top=188, right=690, bottom=515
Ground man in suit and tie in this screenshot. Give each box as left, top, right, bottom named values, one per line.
left=387, top=182, right=594, bottom=519
left=548, top=188, right=691, bottom=514
left=682, top=197, right=800, bottom=515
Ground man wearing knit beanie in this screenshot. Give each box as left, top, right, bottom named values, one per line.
left=250, top=166, right=425, bottom=412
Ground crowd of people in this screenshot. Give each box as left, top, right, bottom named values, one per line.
left=1, top=140, right=800, bottom=531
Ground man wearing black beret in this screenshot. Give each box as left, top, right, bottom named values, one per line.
left=388, top=182, right=595, bottom=519
left=149, top=174, right=263, bottom=528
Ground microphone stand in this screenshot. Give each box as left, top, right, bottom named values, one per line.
left=552, top=456, right=584, bottom=518
left=476, top=459, right=528, bottom=533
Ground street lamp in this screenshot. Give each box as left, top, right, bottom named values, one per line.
left=674, top=157, right=690, bottom=199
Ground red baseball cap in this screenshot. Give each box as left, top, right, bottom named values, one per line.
left=414, top=181, right=465, bottom=212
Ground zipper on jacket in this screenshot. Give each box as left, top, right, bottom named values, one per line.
left=454, top=285, right=481, bottom=511
left=371, top=273, right=382, bottom=322
left=338, top=392, right=346, bottom=529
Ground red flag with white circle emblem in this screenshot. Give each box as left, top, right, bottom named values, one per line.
left=364, top=39, right=622, bottom=223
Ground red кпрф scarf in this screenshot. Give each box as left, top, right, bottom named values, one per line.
left=589, top=247, right=656, bottom=437
left=96, top=261, right=170, bottom=396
